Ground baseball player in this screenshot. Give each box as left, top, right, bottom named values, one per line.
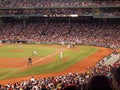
left=19, top=45, right=22, bottom=51
left=28, top=57, right=32, bottom=66
left=33, top=50, right=37, bottom=56
left=60, top=51, right=63, bottom=60
left=68, top=44, right=71, bottom=48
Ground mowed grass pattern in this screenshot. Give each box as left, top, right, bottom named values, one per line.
left=0, top=44, right=58, bottom=58
left=0, top=45, right=98, bottom=80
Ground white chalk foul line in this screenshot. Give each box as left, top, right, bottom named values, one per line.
left=19, top=48, right=67, bottom=70
left=0, top=48, right=67, bottom=79
left=0, top=70, right=17, bottom=79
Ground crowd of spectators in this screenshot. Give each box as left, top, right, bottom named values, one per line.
left=0, top=0, right=119, bottom=17
left=102, top=9, right=120, bottom=17
left=103, top=12, right=120, bottom=17
left=0, top=52, right=120, bottom=90
left=0, top=0, right=120, bottom=8
left=0, top=8, right=119, bottom=17
left=0, top=17, right=120, bottom=89
left=0, top=19, right=120, bottom=48
left=0, top=1, right=119, bottom=89
left=0, top=8, right=93, bottom=16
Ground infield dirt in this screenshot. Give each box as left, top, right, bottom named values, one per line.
left=0, top=46, right=112, bottom=85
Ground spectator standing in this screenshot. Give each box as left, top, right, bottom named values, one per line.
left=111, top=67, right=120, bottom=90
left=87, top=75, right=112, bottom=90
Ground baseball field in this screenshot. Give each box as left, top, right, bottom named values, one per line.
left=0, top=44, right=112, bottom=85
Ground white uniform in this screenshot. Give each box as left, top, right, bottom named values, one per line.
left=33, top=50, right=37, bottom=56
left=0, top=40, right=2, bottom=45
left=68, top=44, right=70, bottom=48
left=60, top=51, right=63, bottom=60
left=19, top=45, right=22, bottom=50
left=61, top=41, right=64, bottom=45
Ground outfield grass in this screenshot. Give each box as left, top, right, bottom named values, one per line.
left=0, top=45, right=98, bottom=80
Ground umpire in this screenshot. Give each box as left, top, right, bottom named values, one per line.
left=28, top=57, right=32, bottom=65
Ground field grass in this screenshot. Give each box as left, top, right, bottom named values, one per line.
left=0, top=44, right=58, bottom=58
left=0, top=44, right=98, bottom=80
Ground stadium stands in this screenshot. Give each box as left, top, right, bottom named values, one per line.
left=0, top=0, right=120, bottom=89
left=0, top=0, right=120, bottom=8
left=0, top=18, right=120, bottom=48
